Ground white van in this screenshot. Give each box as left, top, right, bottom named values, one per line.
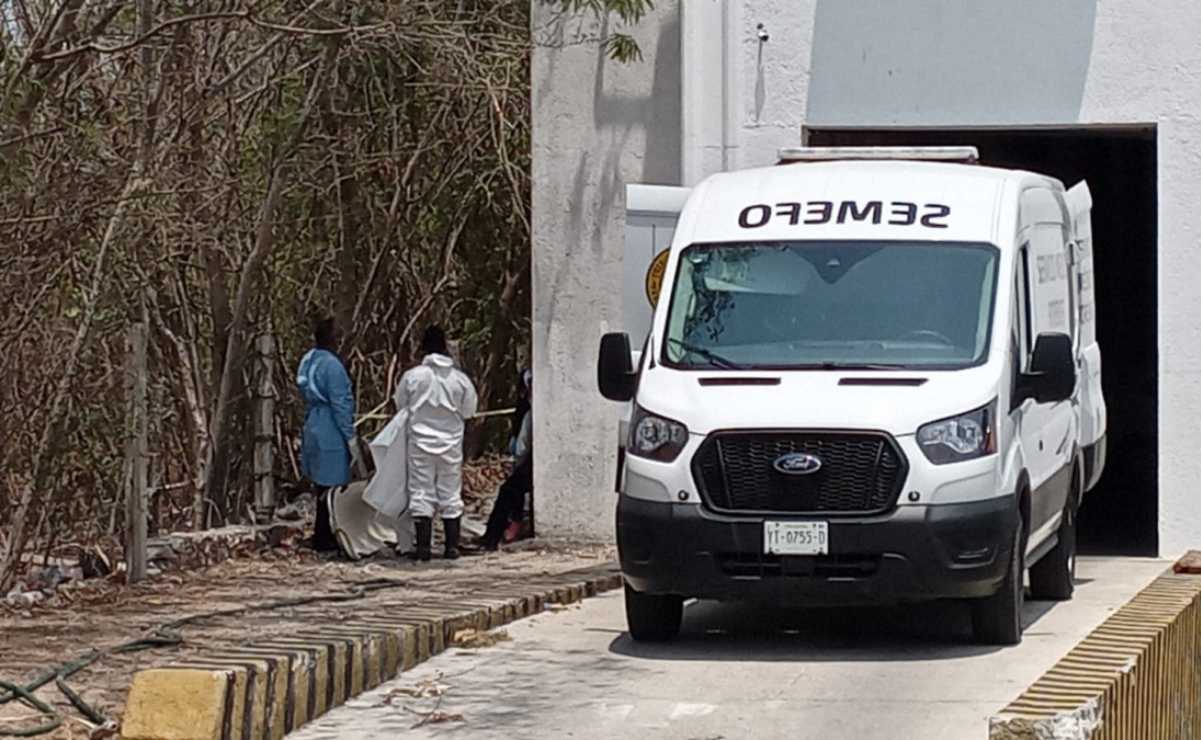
left=598, top=147, right=1106, bottom=645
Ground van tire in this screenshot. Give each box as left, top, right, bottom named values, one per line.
left=972, top=520, right=1025, bottom=646
left=624, top=582, right=683, bottom=642
left=1029, top=479, right=1078, bottom=601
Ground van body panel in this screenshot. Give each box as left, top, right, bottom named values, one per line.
left=1065, top=181, right=1106, bottom=491
left=633, top=366, right=1001, bottom=438
left=1012, top=186, right=1078, bottom=536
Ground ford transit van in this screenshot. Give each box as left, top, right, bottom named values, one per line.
left=598, top=147, right=1105, bottom=645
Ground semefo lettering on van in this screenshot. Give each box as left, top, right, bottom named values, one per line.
left=737, top=201, right=951, bottom=229
left=1036, top=253, right=1067, bottom=284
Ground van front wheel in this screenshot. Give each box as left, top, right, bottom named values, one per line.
left=624, top=582, right=683, bottom=642
left=971, top=520, right=1025, bottom=646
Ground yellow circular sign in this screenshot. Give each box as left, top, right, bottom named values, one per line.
left=645, top=249, right=670, bottom=307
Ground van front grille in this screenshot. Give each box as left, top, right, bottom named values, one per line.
left=692, top=431, right=907, bottom=515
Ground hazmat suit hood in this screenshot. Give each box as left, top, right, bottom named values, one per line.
left=297, top=349, right=331, bottom=405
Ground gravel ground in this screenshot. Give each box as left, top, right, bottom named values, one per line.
left=1, top=523, right=611, bottom=738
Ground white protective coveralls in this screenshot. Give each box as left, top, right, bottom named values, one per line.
left=396, top=354, right=478, bottom=519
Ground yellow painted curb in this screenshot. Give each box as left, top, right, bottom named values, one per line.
left=121, top=564, right=622, bottom=740
left=990, top=560, right=1201, bottom=739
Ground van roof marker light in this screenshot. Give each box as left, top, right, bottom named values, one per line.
left=776, top=146, right=980, bottom=165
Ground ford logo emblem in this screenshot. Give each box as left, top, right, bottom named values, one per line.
left=773, top=452, right=823, bottom=476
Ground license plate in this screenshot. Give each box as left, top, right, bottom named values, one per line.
left=764, top=521, right=829, bottom=555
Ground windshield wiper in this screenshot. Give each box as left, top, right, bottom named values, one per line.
left=667, top=338, right=745, bottom=370
left=807, top=362, right=910, bottom=371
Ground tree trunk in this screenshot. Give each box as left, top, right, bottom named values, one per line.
left=202, top=41, right=339, bottom=523
left=253, top=335, right=277, bottom=523
left=124, top=322, right=149, bottom=583
left=203, top=171, right=285, bottom=524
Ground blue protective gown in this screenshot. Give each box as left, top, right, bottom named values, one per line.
left=297, top=348, right=355, bottom=487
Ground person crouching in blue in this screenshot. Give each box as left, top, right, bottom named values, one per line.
left=297, top=316, right=356, bottom=551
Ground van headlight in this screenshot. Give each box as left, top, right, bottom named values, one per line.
left=917, top=401, right=997, bottom=464
left=628, top=406, right=689, bottom=462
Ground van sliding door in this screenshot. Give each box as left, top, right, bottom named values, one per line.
left=1017, top=188, right=1077, bottom=545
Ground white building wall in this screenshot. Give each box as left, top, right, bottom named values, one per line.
left=531, top=3, right=681, bottom=539
left=534, top=0, right=1201, bottom=555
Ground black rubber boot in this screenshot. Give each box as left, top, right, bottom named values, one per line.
left=410, top=517, right=432, bottom=562
left=443, top=517, right=461, bottom=560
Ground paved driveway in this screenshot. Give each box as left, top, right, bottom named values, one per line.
left=292, top=556, right=1167, bottom=740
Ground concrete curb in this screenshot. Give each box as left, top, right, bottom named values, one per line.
left=121, top=564, right=622, bottom=740
left=989, top=553, right=1201, bottom=739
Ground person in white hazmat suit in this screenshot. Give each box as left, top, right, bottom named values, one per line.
left=397, top=326, right=478, bottom=561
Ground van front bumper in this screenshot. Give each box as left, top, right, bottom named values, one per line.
left=617, top=496, right=1017, bottom=606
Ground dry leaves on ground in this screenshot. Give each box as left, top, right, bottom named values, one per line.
left=411, top=710, right=465, bottom=728
left=450, top=629, right=510, bottom=649
left=389, top=675, right=468, bottom=729
left=383, top=678, right=448, bottom=704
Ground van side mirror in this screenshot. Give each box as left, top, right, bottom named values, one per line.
left=598, top=333, right=637, bottom=402
left=1021, top=333, right=1076, bottom=404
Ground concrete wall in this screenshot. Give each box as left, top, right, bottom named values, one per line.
left=746, top=0, right=1197, bottom=557
left=534, top=0, right=1201, bottom=555
left=531, top=3, right=681, bottom=539
left=805, top=0, right=1099, bottom=126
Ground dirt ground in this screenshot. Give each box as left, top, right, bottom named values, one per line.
left=0, top=538, right=615, bottom=739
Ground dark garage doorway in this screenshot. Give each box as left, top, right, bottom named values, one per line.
left=807, top=127, right=1158, bottom=556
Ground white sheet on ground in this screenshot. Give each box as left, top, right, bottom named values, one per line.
left=328, top=481, right=414, bottom=559
left=327, top=409, right=415, bottom=559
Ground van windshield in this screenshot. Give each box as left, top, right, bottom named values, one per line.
left=661, top=240, right=999, bottom=370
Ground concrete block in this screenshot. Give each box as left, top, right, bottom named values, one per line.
left=380, top=608, right=453, bottom=651
left=122, top=667, right=235, bottom=740
left=487, top=605, right=506, bottom=630
left=338, top=621, right=403, bottom=681
left=400, top=624, right=419, bottom=669
left=253, top=640, right=331, bottom=721
left=290, top=635, right=352, bottom=705
left=324, top=627, right=392, bottom=691
left=371, top=621, right=431, bottom=664
left=241, top=644, right=317, bottom=733
left=176, top=658, right=270, bottom=740
left=262, top=637, right=346, bottom=712
left=377, top=616, right=439, bottom=658
left=209, top=652, right=289, bottom=740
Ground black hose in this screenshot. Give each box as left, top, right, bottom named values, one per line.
left=0, top=680, right=61, bottom=738
left=54, top=677, right=107, bottom=727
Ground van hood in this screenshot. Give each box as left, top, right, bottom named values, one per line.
left=634, top=365, right=1001, bottom=437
